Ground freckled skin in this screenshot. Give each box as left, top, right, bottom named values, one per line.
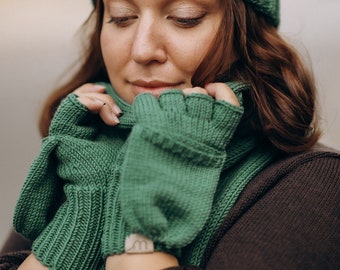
left=101, top=0, right=224, bottom=104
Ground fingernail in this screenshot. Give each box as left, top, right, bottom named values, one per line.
left=112, top=113, right=120, bottom=123
left=112, top=104, right=123, bottom=116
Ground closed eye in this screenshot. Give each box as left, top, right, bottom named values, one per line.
left=107, top=16, right=138, bottom=27
left=168, top=14, right=206, bottom=28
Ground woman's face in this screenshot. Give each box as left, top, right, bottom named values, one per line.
left=101, top=0, right=223, bottom=104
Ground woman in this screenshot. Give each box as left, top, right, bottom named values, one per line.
left=1, top=0, right=339, bottom=269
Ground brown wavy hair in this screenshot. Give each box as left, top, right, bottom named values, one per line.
left=39, top=0, right=320, bottom=153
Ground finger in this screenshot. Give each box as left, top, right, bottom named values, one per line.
left=99, top=102, right=121, bottom=126
left=72, top=83, right=123, bottom=125
left=73, top=83, right=118, bottom=113
left=73, top=83, right=107, bottom=95
left=76, top=91, right=122, bottom=116
left=182, top=87, right=208, bottom=96
left=76, top=95, right=120, bottom=126
left=205, top=83, right=240, bottom=106
left=76, top=95, right=106, bottom=113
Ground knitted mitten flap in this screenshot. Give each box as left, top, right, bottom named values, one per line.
left=117, top=87, right=244, bottom=256
left=14, top=94, right=122, bottom=269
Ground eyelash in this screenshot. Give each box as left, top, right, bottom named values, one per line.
left=107, top=14, right=206, bottom=28
left=170, top=14, right=206, bottom=28
left=107, top=16, right=137, bottom=27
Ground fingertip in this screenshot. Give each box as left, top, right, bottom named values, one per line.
left=112, top=104, right=123, bottom=116
left=103, top=116, right=120, bottom=126
left=111, top=112, right=121, bottom=124
left=99, top=104, right=121, bottom=126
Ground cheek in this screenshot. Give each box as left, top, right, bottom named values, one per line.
left=101, top=32, right=113, bottom=68
left=100, top=30, right=126, bottom=73
left=172, top=32, right=217, bottom=76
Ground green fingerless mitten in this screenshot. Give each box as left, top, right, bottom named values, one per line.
left=14, top=94, right=123, bottom=269
left=118, top=85, right=244, bottom=255
left=14, top=94, right=97, bottom=239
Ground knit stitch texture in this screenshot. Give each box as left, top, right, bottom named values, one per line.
left=101, top=82, right=276, bottom=262
left=4, top=147, right=339, bottom=269
left=13, top=94, right=126, bottom=269
left=121, top=91, right=244, bottom=246
left=102, top=89, right=245, bottom=258
left=14, top=82, right=277, bottom=268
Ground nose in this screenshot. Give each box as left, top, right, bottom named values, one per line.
left=131, top=16, right=167, bottom=65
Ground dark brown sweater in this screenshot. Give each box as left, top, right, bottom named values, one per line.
left=1, top=145, right=339, bottom=269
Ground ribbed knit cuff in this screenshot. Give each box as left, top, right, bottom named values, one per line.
left=32, top=185, right=105, bottom=270
left=102, top=194, right=132, bottom=258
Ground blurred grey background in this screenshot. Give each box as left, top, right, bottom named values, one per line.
left=1, top=0, right=339, bottom=246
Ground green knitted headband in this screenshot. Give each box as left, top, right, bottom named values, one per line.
left=245, top=0, right=279, bottom=27
left=91, top=0, right=279, bottom=27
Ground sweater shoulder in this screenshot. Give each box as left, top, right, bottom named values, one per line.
left=256, top=143, right=340, bottom=186
left=201, top=144, right=340, bottom=269
left=226, top=143, right=340, bottom=221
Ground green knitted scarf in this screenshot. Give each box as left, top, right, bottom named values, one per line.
left=104, top=83, right=277, bottom=265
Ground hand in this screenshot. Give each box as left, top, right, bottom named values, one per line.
left=18, top=254, right=48, bottom=270
left=73, top=83, right=123, bottom=125
left=106, top=252, right=179, bottom=270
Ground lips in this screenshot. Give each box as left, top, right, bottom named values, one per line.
left=130, top=80, right=183, bottom=97
left=131, top=80, right=181, bottom=88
